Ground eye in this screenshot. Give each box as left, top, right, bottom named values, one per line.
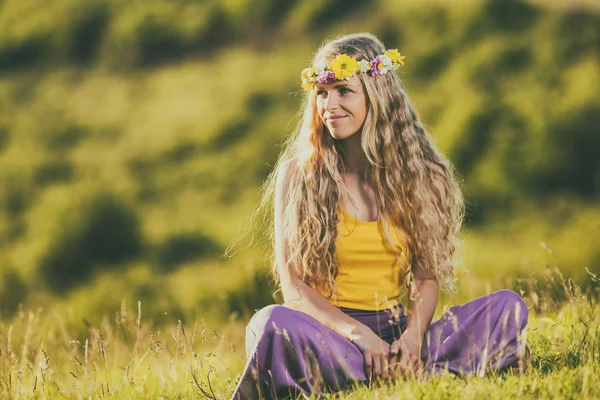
left=316, top=89, right=327, bottom=97
left=338, top=87, right=351, bottom=95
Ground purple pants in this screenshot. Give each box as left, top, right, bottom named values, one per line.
left=230, top=290, right=528, bottom=399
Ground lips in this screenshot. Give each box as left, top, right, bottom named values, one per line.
left=327, top=115, right=348, bottom=121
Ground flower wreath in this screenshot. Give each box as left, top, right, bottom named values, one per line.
left=300, top=49, right=405, bottom=90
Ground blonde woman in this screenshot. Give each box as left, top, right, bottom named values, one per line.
left=230, top=33, right=528, bottom=400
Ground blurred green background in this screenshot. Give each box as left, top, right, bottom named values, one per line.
left=0, top=0, right=598, bottom=328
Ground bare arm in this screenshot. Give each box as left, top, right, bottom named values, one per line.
left=405, top=160, right=447, bottom=339
left=405, top=263, right=438, bottom=340
left=389, top=259, right=438, bottom=377
left=406, top=161, right=446, bottom=340
left=389, top=160, right=446, bottom=375
left=274, top=160, right=369, bottom=341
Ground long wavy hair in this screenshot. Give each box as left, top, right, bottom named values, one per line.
left=227, top=32, right=465, bottom=297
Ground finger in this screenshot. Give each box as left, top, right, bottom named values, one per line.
left=369, top=353, right=377, bottom=382
left=397, top=354, right=412, bottom=373
left=363, top=350, right=372, bottom=379
left=398, top=354, right=414, bottom=378
left=388, top=354, right=398, bottom=375
left=373, top=354, right=382, bottom=381
left=411, top=356, right=423, bottom=371
left=414, top=362, right=425, bottom=379
left=382, top=356, right=389, bottom=380
left=388, top=352, right=398, bottom=373
left=389, top=340, right=400, bottom=356
left=399, top=352, right=409, bottom=366
left=401, top=364, right=414, bottom=378
left=407, top=353, right=422, bottom=369
left=394, top=348, right=405, bottom=371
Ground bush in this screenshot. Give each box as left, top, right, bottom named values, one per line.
left=556, top=9, right=600, bottom=65
left=154, top=232, right=221, bottom=270
left=66, top=1, right=111, bottom=65
left=41, top=194, right=144, bottom=293
left=136, top=15, right=186, bottom=67
left=0, top=36, right=48, bottom=72
left=0, top=270, right=28, bottom=316
left=225, top=269, right=279, bottom=318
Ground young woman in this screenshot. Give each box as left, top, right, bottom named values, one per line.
left=229, top=33, right=529, bottom=400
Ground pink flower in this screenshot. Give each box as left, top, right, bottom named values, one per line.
left=369, top=56, right=383, bottom=76
left=316, top=70, right=336, bottom=83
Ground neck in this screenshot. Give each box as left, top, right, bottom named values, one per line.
left=339, top=132, right=369, bottom=179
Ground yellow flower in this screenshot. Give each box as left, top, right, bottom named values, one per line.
left=301, top=67, right=315, bottom=82
left=300, top=67, right=316, bottom=90
left=329, top=54, right=359, bottom=80
left=384, top=49, right=406, bottom=66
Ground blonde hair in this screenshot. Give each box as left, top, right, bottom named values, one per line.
left=227, top=32, right=465, bottom=297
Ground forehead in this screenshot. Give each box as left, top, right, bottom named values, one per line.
left=315, top=75, right=362, bottom=89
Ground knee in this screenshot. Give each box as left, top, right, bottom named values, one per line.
left=493, top=290, right=529, bottom=328
left=247, top=304, right=297, bottom=338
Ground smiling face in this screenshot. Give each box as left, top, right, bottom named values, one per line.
left=316, top=75, right=368, bottom=141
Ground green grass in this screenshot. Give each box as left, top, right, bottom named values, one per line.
left=0, top=269, right=597, bottom=399
left=0, top=1, right=598, bottom=318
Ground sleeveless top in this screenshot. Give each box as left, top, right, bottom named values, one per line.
left=315, top=204, right=413, bottom=311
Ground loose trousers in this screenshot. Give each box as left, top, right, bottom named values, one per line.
left=230, top=290, right=529, bottom=399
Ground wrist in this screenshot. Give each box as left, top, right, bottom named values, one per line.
left=402, top=325, right=426, bottom=342
left=347, top=322, right=371, bottom=342
left=400, top=328, right=424, bottom=356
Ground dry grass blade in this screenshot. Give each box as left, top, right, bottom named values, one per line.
left=190, top=365, right=218, bottom=400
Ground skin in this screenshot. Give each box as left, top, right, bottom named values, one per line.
left=314, top=75, right=441, bottom=382
left=316, top=75, right=368, bottom=144
left=316, top=75, right=379, bottom=221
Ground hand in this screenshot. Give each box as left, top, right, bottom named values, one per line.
left=349, top=324, right=391, bottom=383
left=388, top=329, right=424, bottom=379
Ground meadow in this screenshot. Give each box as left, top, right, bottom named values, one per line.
left=0, top=265, right=598, bottom=398
left=0, top=0, right=599, bottom=398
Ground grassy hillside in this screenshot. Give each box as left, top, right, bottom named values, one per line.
left=0, top=0, right=598, bottom=325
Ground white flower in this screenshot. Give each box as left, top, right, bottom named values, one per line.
left=378, top=55, right=394, bottom=74
left=358, top=59, right=371, bottom=73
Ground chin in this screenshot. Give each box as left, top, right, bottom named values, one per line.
left=329, top=132, right=345, bottom=140
left=329, top=129, right=358, bottom=141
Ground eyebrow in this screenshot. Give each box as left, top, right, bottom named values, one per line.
left=316, top=83, right=355, bottom=90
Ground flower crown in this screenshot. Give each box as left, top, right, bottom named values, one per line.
left=300, top=49, right=405, bottom=90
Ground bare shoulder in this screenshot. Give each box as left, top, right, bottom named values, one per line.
left=276, top=159, right=297, bottom=188
left=275, top=159, right=299, bottom=202
left=278, top=159, right=298, bottom=179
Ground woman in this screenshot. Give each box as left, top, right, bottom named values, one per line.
left=229, top=33, right=528, bottom=400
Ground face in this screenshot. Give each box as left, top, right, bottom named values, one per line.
left=316, top=75, right=367, bottom=140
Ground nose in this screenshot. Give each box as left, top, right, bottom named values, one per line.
left=324, top=91, right=339, bottom=111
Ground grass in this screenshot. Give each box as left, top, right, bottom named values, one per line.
left=0, top=267, right=597, bottom=399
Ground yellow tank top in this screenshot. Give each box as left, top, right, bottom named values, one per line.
left=316, top=204, right=413, bottom=311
